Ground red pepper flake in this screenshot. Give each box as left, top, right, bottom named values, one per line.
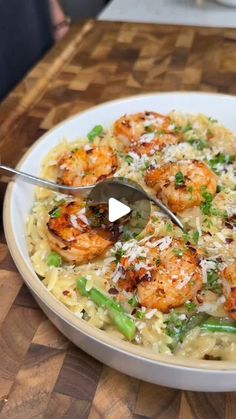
left=188, top=246, right=197, bottom=254
left=63, top=290, right=70, bottom=296
left=225, top=221, right=233, bottom=230
left=225, top=238, right=233, bottom=244
left=108, top=287, right=119, bottom=295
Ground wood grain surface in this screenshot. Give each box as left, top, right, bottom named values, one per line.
left=1, top=20, right=236, bottom=418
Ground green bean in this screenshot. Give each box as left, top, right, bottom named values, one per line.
left=47, top=251, right=62, bottom=267
left=76, top=277, right=136, bottom=341
left=201, top=317, right=236, bottom=334
left=182, top=312, right=209, bottom=337
left=87, top=125, right=104, bottom=142
left=169, top=312, right=209, bottom=351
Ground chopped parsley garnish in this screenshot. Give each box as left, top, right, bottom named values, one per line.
left=141, top=160, right=151, bottom=172
left=188, top=138, right=208, bottom=150
left=184, top=301, right=197, bottom=312
left=156, top=129, right=166, bottom=136
left=128, top=296, right=138, bottom=308
left=200, top=188, right=227, bottom=218
left=173, top=125, right=182, bottom=133
left=166, top=222, right=173, bottom=233
left=204, top=269, right=222, bottom=295
left=182, top=232, right=191, bottom=243
left=208, top=154, right=235, bottom=174
left=175, top=171, right=185, bottom=187
left=208, top=116, right=218, bottom=123
left=196, top=139, right=208, bottom=150
left=50, top=208, right=62, bottom=218
left=114, top=248, right=126, bottom=263
left=145, top=124, right=155, bottom=132
left=124, top=155, right=134, bottom=165
left=200, top=190, right=214, bottom=215
left=189, top=279, right=196, bottom=286
left=172, top=247, right=185, bottom=258
left=183, top=123, right=192, bottom=133
left=165, top=311, right=184, bottom=337
left=47, top=251, right=62, bottom=267
left=188, top=186, right=194, bottom=201
left=211, top=208, right=227, bottom=218
left=87, top=125, right=104, bottom=142
left=156, top=258, right=161, bottom=266
left=192, top=230, right=200, bottom=245
left=136, top=310, right=145, bottom=320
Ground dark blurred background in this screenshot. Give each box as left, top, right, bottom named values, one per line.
left=61, top=0, right=110, bottom=20
left=0, top=0, right=111, bottom=101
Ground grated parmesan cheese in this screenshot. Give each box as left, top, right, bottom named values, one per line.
left=84, top=144, right=92, bottom=151
left=200, top=259, right=217, bottom=283
left=140, top=132, right=156, bottom=144
left=146, top=236, right=172, bottom=251
left=145, top=309, right=157, bottom=319
left=198, top=295, right=226, bottom=314
left=78, top=214, right=89, bottom=225
left=124, top=151, right=149, bottom=171
left=163, top=143, right=199, bottom=163
left=112, top=267, right=122, bottom=283
left=134, top=262, right=150, bottom=271
left=176, top=274, right=192, bottom=290
left=196, top=217, right=202, bottom=237
left=135, top=321, right=146, bottom=331
left=70, top=214, right=80, bottom=229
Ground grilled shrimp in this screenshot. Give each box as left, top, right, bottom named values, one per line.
left=145, top=160, right=218, bottom=213
left=221, top=264, right=236, bottom=320
left=114, top=112, right=181, bottom=155
left=118, top=239, right=203, bottom=312
left=58, top=145, right=118, bottom=187
left=47, top=201, right=115, bottom=264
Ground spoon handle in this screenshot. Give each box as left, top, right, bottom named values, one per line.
left=149, top=195, right=184, bottom=231
left=0, top=165, right=92, bottom=197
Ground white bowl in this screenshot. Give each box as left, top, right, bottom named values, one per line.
left=4, top=92, right=236, bottom=392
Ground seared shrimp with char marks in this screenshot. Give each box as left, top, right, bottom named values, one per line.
left=58, top=145, right=118, bottom=187
left=117, top=239, right=203, bottom=312
left=114, top=112, right=181, bottom=156
left=221, top=264, right=236, bottom=320
left=47, top=201, right=115, bottom=265
left=145, top=160, right=218, bottom=213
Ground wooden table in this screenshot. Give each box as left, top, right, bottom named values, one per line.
left=0, top=20, right=236, bottom=419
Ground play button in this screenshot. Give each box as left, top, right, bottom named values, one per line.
left=108, top=197, right=131, bottom=222
left=85, top=177, right=151, bottom=242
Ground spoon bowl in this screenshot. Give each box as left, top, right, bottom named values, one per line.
left=0, top=164, right=184, bottom=230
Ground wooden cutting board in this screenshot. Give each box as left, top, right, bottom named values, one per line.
left=0, top=20, right=236, bottom=419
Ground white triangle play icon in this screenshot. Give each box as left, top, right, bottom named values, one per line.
left=108, top=197, right=131, bottom=222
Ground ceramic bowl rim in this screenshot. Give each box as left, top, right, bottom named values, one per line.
left=4, top=91, right=236, bottom=373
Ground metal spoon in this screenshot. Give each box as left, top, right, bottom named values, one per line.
left=0, top=164, right=184, bottom=230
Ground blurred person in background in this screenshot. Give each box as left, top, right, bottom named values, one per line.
left=0, top=0, right=70, bottom=100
